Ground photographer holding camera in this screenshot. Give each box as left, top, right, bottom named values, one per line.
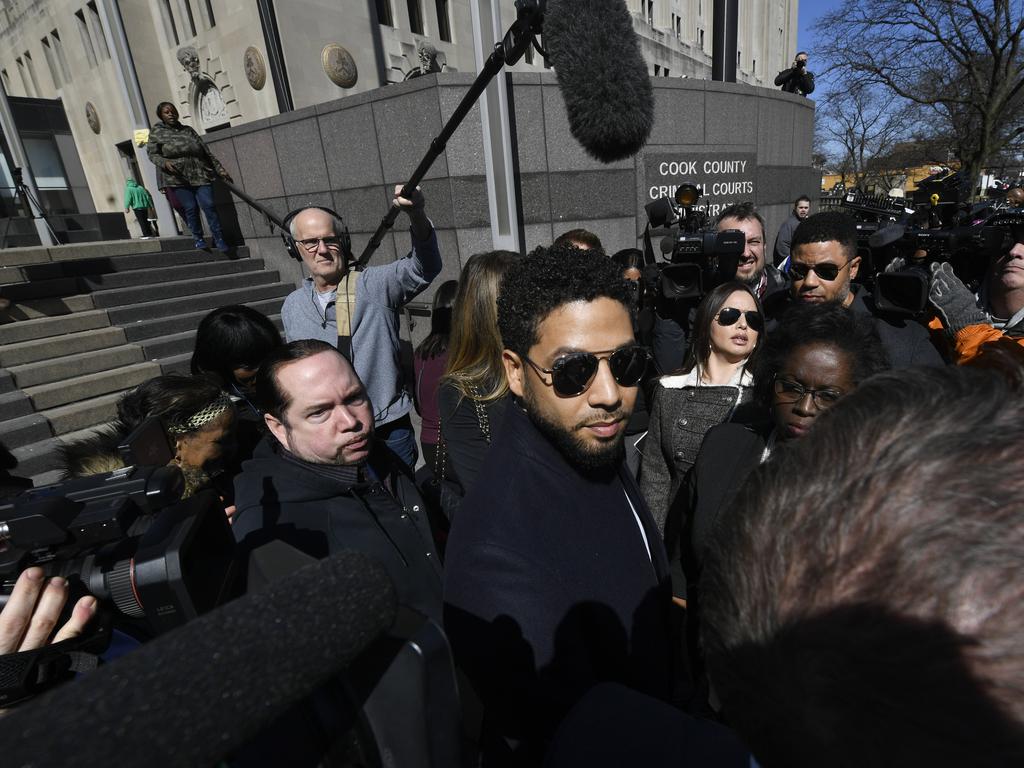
left=924, top=224, right=1024, bottom=364
left=774, top=52, right=815, bottom=96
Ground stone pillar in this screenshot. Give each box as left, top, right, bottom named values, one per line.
left=470, top=0, right=522, bottom=252
left=96, top=0, right=176, bottom=237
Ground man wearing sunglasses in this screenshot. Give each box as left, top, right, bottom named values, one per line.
left=786, top=211, right=943, bottom=368
left=443, top=246, right=672, bottom=763
left=280, top=187, right=441, bottom=468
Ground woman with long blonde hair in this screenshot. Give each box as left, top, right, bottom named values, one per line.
left=437, top=250, right=521, bottom=493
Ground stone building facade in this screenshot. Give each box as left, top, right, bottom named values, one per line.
left=0, top=0, right=799, bottom=224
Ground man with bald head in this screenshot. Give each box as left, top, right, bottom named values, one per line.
left=280, top=186, right=441, bottom=467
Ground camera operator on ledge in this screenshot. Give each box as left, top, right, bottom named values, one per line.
left=774, top=51, right=815, bottom=96
left=923, top=222, right=1024, bottom=365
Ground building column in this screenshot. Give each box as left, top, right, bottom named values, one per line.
left=96, top=0, right=176, bottom=237
left=470, top=0, right=522, bottom=252
left=0, top=82, right=57, bottom=246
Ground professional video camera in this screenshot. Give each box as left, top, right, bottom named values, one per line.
left=868, top=206, right=1023, bottom=316
left=0, top=418, right=238, bottom=705
left=644, top=183, right=745, bottom=302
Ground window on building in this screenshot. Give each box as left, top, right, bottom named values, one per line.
left=675, top=16, right=681, bottom=38
left=646, top=0, right=654, bottom=26
left=524, top=39, right=534, bottom=64
left=664, top=67, right=670, bottom=76
left=178, top=0, right=197, bottom=38
left=41, top=38, right=61, bottom=88
left=407, top=0, right=424, bottom=34
left=654, top=64, right=660, bottom=76
left=737, top=50, right=741, bottom=68
left=86, top=2, right=110, bottom=59
left=435, top=0, right=451, bottom=42
left=51, top=31, right=72, bottom=82
left=159, top=0, right=180, bottom=45
left=0, top=70, right=9, bottom=92
left=752, top=58, right=756, bottom=74
left=699, top=28, right=704, bottom=50
left=203, top=0, right=216, bottom=27
left=375, top=0, right=393, bottom=26
left=75, top=10, right=98, bottom=67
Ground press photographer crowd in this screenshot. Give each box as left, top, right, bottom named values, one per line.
left=1, top=167, right=1023, bottom=767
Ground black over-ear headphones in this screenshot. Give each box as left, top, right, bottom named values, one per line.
left=281, top=206, right=353, bottom=266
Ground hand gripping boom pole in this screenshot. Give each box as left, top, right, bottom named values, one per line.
left=356, top=0, right=544, bottom=268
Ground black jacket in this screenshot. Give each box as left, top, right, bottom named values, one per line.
left=232, top=436, right=443, bottom=621
left=443, top=403, right=673, bottom=761
left=774, top=66, right=815, bottom=95
left=847, top=285, right=945, bottom=368
left=767, top=286, right=945, bottom=369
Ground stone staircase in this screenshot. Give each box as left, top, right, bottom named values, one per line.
left=0, top=237, right=293, bottom=486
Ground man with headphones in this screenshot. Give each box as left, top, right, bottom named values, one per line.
left=279, top=185, right=440, bottom=468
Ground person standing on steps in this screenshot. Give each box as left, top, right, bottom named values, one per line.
left=146, top=101, right=233, bottom=253
left=124, top=178, right=155, bottom=238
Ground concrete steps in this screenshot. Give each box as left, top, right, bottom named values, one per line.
left=0, top=236, right=291, bottom=484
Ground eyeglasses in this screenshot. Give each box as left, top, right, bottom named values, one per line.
left=523, top=346, right=650, bottom=397
left=772, top=375, right=845, bottom=409
left=789, top=257, right=853, bottom=282
left=715, top=307, right=764, bottom=332
left=297, top=236, right=343, bottom=253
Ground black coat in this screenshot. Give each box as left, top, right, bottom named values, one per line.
left=767, top=286, right=945, bottom=369
left=232, top=436, right=443, bottom=621
left=443, top=403, right=674, bottom=761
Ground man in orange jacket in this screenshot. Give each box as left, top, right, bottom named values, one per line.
left=926, top=222, right=1024, bottom=365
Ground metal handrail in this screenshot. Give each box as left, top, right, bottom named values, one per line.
left=219, top=179, right=286, bottom=233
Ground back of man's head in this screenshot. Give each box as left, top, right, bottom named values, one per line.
left=701, top=365, right=1024, bottom=766
left=554, top=228, right=604, bottom=253
left=497, top=244, right=631, bottom=358
left=790, top=210, right=857, bottom=260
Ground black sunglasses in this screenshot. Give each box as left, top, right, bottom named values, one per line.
left=716, top=307, right=764, bottom=332
left=789, top=257, right=853, bottom=282
left=524, top=346, right=650, bottom=397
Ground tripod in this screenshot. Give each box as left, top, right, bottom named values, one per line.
left=1, top=167, right=59, bottom=248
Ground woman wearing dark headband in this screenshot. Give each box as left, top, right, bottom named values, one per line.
left=640, top=281, right=764, bottom=535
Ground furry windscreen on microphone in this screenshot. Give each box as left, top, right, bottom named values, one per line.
left=0, top=550, right=397, bottom=767
left=545, top=0, right=655, bottom=163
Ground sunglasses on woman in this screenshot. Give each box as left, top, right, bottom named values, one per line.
left=788, top=257, right=853, bottom=282
left=523, top=345, right=651, bottom=397
left=715, top=307, right=764, bottom=332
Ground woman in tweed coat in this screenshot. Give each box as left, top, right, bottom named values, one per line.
left=640, top=281, right=764, bottom=534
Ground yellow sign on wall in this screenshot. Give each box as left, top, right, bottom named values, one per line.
left=134, top=129, right=150, bottom=146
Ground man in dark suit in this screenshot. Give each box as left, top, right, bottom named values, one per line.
left=443, top=245, right=673, bottom=764
left=782, top=211, right=944, bottom=368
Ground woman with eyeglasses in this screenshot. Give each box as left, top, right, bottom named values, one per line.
left=640, top=281, right=764, bottom=534
left=673, top=302, right=888, bottom=711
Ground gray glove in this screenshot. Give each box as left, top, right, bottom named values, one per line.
left=929, top=261, right=987, bottom=333
left=884, top=256, right=907, bottom=274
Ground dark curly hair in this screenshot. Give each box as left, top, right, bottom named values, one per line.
left=790, top=210, right=858, bottom=261
left=750, top=302, right=889, bottom=406
left=497, top=244, right=633, bottom=357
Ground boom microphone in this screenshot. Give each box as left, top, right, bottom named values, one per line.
left=0, top=550, right=397, bottom=767
left=544, top=0, right=655, bottom=163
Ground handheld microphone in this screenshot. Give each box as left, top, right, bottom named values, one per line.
left=544, top=0, right=655, bottom=163
left=0, top=550, right=397, bottom=767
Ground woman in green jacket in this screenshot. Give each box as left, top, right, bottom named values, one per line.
left=124, top=178, right=154, bottom=238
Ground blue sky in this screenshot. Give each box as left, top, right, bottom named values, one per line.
left=797, top=0, right=846, bottom=95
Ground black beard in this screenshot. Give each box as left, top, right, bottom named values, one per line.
left=521, top=395, right=625, bottom=478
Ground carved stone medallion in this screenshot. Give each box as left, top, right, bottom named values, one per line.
left=243, top=46, right=266, bottom=90
left=322, top=43, right=358, bottom=88
left=85, top=102, right=100, bottom=134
